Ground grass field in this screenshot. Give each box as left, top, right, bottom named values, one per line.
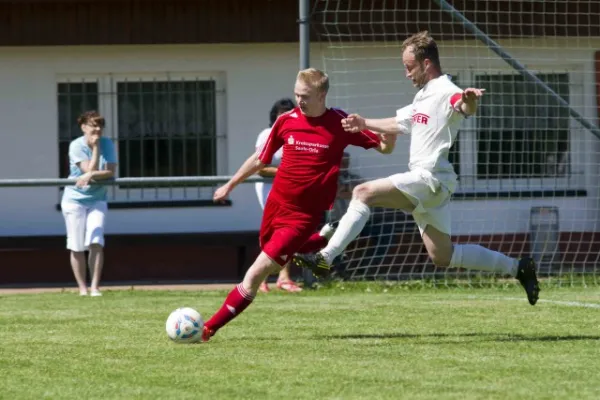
left=1, top=283, right=599, bottom=400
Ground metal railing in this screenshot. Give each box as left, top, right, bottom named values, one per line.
left=0, top=176, right=268, bottom=188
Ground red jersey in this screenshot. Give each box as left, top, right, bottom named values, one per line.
left=258, top=107, right=381, bottom=213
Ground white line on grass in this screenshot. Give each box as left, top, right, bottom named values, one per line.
left=463, top=295, right=600, bottom=309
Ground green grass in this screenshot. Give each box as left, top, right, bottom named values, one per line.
left=1, top=284, right=600, bottom=399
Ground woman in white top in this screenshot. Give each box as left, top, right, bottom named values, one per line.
left=255, top=98, right=302, bottom=293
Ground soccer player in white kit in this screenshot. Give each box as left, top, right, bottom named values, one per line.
left=293, top=31, right=540, bottom=305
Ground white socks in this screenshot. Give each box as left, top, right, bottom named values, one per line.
left=449, top=244, right=518, bottom=277
left=317, top=198, right=517, bottom=277
left=321, top=200, right=371, bottom=265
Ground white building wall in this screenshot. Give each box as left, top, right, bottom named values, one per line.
left=0, top=44, right=312, bottom=236
left=0, top=40, right=598, bottom=237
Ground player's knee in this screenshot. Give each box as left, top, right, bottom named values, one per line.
left=352, top=183, right=374, bottom=204
left=247, top=252, right=280, bottom=278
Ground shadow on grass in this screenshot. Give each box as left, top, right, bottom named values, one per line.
left=319, top=332, right=600, bottom=343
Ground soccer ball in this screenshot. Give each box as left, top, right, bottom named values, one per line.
left=165, top=307, right=204, bottom=343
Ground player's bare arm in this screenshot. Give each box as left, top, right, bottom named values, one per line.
left=365, top=117, right=405, bottom=135
left=342, top=114, right=397, bottom=154
left=342, top=114, right=405, bottom=135
left=214, top=153, right=265, bottom=202
left=257, top=166, right=277, bottom=177
left=454, top=88, right=485, bottom=116
left=375, top=133, right=397, bottom=154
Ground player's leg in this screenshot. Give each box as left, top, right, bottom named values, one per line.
left=202, top=201, right=318, bottom=341
left=276, top=222, right=337, bottom=291
left=203, top=226, right=309, bottom=340
left=297, top=222, right=337, bottom=254
left=61, top=201, right=88, bottom=296
left=274, top=208, right=337, bottom=292
left=422, top=224, right=518, bottom=274
left=323, top=178, right=414, bottom=262
left=85, top=201, right=107, bottom=297
left=203, top=251, right=281, bottom=341
left=274, top=220, right=309, bottom=293
left=420, top=219, right=540, bottom=306
left=294, top=177, right=414, bottom=275
left=256, top=184, right=274, bottom=293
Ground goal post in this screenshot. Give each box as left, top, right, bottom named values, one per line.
left=312, top=0, right=600, bottom=286
left=433, top=0, right=600, bottom=141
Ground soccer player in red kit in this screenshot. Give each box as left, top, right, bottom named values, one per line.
left=202, top=68, right=396, bottom=342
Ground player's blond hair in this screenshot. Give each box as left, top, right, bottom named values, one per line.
left=297, top=68, right=329, bottom=93
left=402, top=31, right=441, bottom=68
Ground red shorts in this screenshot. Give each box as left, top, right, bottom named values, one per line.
left=259, top=199, right=322, bottom=266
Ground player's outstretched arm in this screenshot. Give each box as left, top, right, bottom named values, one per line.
left=365, top=117, right=404, bottom=135
left=454, top=88, right=486, bottom=116
left=213, top=153, right=265, bottom=202
left=342, top=114, right=404, bottom=135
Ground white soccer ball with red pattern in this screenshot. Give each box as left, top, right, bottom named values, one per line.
left=165, top=307, right=204, bottom=343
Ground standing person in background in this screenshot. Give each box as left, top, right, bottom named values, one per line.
left=255, top=98, right=304, bottom=293
left=61, top=111, right=117, bottom=297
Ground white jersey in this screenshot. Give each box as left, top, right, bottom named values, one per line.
left=396, top=74, right=464, bottom=193
left=254, top=127, right=283, bottom=209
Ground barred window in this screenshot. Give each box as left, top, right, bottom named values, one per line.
left=57, top=74, right=225, bottom=204
left=57, top=82, right=99, bottom=179
left=476, top=73, right=570, bottom=179
left=117, top=80, right=217, bottom=180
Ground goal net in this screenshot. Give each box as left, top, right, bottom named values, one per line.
left=313, top=0, right=600, bottom=286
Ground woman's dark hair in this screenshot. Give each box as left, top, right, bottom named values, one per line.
left=77, top=110, right=105, bottom=128
left=269, top=98, right=295, bottom=127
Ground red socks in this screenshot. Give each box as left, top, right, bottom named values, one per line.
left=204, top=231, right=328, bottom=334
left=205, top=283, right=255, bottom=332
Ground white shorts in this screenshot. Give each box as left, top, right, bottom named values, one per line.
left=388, top=169, right=452, bottom=235
left=61, top=200, right=108, bottom=252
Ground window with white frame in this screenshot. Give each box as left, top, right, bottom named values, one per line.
left=476, top=73, right=570, bottom=180
left=448, top=71, right=580, bottom=193
left=57, top=73, right=226, bottom=203
left=116, top=79, right=217, bottom=179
